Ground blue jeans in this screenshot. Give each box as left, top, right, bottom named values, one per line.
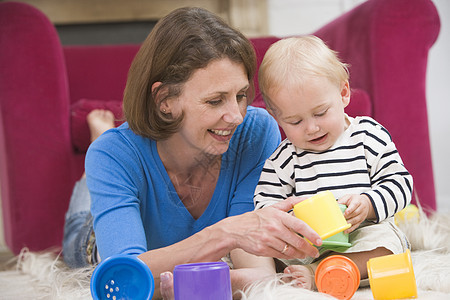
left=62, top=177, right=99, bottom=268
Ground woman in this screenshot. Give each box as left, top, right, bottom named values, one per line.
left=63, top=7, right=321, bottom=298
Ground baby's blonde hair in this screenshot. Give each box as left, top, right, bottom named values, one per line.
left=259, top=35, right=349, bottom=108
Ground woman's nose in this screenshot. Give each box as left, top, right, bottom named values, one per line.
left=223, top=100, right=244, bottom=125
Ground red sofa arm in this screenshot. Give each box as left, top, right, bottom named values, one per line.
left=314, top=0, right=440, bottom=212
left=0, top=2, right=76, bottom=254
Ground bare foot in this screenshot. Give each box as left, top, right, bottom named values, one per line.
left=87, top=109, right=115, bottom=142
left=283, top=264, right=317, bottom=290
left=160, top=271, right=174, bottom=300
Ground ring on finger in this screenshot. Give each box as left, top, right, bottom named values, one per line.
left=281, top=243, right=289, bottom=254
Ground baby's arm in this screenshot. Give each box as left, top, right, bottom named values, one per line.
left=364, top=144, right=413, bottom=222
left=362, top=120, right=413, bottom=222
left=254, top=157, right=295, bottom=210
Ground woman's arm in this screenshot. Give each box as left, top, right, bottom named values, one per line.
left=139, top=197, right=321, bottom=299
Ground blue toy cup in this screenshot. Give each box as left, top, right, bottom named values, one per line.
left=90, top=254, right=154, bottom=300
left=173, top=261, right=232, bottom=300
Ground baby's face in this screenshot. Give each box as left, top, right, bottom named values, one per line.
left=268, top=76, right=350, bottom=152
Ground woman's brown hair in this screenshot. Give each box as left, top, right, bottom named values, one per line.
left=123, top=7, right=257, bottom=140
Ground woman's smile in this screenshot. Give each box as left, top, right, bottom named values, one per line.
left=208, top=128, right=234, bottom=142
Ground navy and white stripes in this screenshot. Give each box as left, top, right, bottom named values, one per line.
left=254, top=116, right=413, bottom=223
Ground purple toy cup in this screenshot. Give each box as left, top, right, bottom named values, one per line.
left=173, top=262, right=232, bottom=300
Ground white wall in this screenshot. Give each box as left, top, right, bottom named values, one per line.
left=427, top=0, right=450, bottom=212
left=268, top=0, right=450, bottom=212
left=268, top=0, right=366, bottom=37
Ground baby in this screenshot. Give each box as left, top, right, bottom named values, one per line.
left=254, top=35, right=413, bottom=289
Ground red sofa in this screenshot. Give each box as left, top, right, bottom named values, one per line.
left=0, top=0, right=440, bottom=255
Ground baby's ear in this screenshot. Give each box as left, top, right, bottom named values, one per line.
left=341, top=80, right=351, bottom=107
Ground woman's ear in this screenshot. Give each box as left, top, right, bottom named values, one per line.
left=341, top=80, right=351, bottom=108
left=152, top=82, right=171, bottom=115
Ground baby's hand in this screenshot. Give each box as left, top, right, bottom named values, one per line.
left=337, top=194, right=372, bottom=233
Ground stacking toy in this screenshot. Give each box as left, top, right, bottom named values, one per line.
left=315, top=255, right=360, bottom=300
left=173, top=261, right=232, bottom=300
left=90, top=254, right=154, bottom=300
left=367, top=249, right=417, bottom=300
left=394, top=204, right=420, bottom=225
left=293, top=191, right=351, bottom=240
left=321, top=204, right=352, bottom=252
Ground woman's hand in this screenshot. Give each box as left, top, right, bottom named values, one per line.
left=225, top=197, right=321, bottom=260
left=338, top=194, right=375, bottom=233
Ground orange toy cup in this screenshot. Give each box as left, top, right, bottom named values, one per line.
left=293, top=191, right=351, bottom=240
left=315, top=255, right=360, bottom=300
left=367, top=249, right=417, bottom=300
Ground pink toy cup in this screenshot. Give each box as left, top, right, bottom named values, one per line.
left=173, top=262, right=232, bottom=300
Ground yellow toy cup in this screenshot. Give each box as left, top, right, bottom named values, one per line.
left=394, top=204, right=420, bottom=225
left=293, top=191, right=351, bottom=240
left=367, top=249, right=417, bottom=300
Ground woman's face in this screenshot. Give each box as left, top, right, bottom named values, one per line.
left=168, top=58, right=249, bottom=156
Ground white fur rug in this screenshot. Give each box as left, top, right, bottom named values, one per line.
left=1, top=208, right=450, bottom=300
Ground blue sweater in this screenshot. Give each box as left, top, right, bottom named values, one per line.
left=85, top=106, right=281, bottom=259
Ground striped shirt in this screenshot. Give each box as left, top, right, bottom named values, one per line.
left=254, top=115, right=413, bottom=223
